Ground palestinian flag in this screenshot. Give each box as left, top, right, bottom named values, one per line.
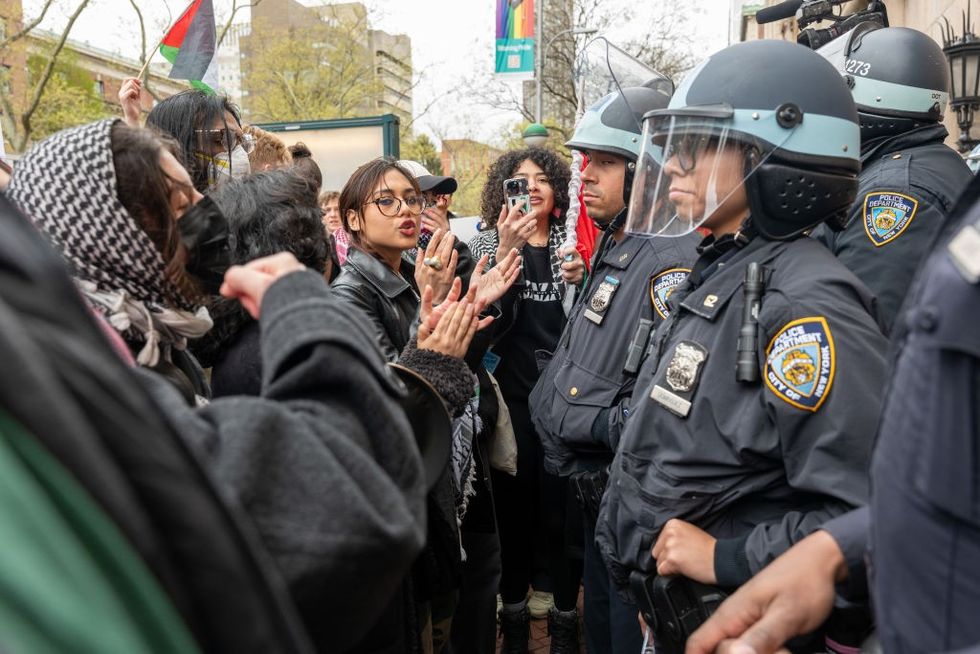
left=160, top=0, right=219, bottom=93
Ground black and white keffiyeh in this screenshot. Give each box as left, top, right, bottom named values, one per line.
left=7, top=119, right=211, bottom=365
left=468, top=217, right=568, bottom=286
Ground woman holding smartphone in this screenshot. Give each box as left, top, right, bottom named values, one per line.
left=468, top=147, right=585, bottom=651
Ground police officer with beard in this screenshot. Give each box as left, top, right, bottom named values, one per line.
left=812, top=26, right=973, bottom=333
left=528, top=84, right=699, bottom=653
left=595, top=40, right=888, bottom=642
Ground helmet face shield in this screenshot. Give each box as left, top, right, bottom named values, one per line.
left=626, top=113, right=791, bottom=237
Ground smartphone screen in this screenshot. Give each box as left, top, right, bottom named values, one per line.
left=503, top=177, right=531, bottom=215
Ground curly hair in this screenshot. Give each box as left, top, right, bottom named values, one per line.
left=193, top=169, right=329, bottom=367
left=479, top=147, right=571, bottom=228
left=209, top=169, right=328, bottom=273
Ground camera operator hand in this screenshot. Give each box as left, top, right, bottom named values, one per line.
left=495, top=203, right=537, bottom=262
left=686, top=530, right=847, bottom=654
left=119, top=77, right=142, bottom=127
left=220, top=252, right=307, bottom=318
left=414, top=228, right=458, bottom=303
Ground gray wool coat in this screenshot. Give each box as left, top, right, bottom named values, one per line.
left=139, top=270, right=427, bottom=652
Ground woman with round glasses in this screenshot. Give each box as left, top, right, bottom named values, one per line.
left=146, top=88, right=253, bottom=192
left=331, top=157, right=521, bottom=653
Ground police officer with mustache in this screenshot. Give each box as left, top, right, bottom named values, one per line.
left=528, top=82, right=699, bottom=653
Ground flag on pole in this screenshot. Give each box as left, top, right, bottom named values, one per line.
left=160, top=0, right=219, bottom=93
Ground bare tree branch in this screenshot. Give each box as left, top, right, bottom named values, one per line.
left=15, top=0, right=94, bottom=151
left=0, top=0, right=57, bottom=50
left=217, top=0, right=263, bottom=48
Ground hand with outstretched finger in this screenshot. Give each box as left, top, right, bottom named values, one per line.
left=469, top=250, right=521, bottom=308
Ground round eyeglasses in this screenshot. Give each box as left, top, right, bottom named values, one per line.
left=365, top=195, right=426, bottom=217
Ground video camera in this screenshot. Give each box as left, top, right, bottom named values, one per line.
left=756, top=0, right=889, bottom=50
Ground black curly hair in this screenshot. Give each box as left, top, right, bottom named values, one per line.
left=191, top=169, right=329, bottom=367
left=479, top=147, right=571, bottom=228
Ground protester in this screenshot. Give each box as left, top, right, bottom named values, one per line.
left=8, top=120, right=214, bottom=402
left=146, top=88, right=252, bottom=192
left=191, top=170, right=329, bottom=395
left=244, top=124, right=292, bottom=171
left=331, top=156, right=522, bottom=653
left=0, top=192, right=312, bottom=654
left=2, top=121, right=433, bottom=653
left=468, top=146, right=585, bottom=651
left=289, top=142, right=322, bottom=192
left=320, top=189, right=350, bottom=265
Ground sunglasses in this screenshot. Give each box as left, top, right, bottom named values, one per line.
left=196, top=128, right=256, bottom=154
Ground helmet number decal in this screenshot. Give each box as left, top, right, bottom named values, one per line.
left=844, top=59, right=871, bottom=76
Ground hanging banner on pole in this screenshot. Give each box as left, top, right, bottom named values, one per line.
left=495, top=0, right=536, bottom=79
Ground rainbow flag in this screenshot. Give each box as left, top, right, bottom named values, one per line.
left=495, top=0, right=536, bottom=78
left=160, top=0, right=218, bottom=93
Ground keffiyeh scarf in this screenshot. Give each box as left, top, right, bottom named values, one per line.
left=7, top=119, right=212, bottom=365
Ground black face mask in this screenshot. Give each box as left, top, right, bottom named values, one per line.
left=178, top=196, right=231, bottom=295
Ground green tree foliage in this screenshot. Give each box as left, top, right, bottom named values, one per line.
left=244, top=11, right=383, bottom=122
left=401, top=132, right=441, bottom=173
left=25, top=52, right=110, bottom=143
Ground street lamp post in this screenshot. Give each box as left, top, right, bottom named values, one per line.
left=942, top=8, right=980, bottom=153
left=534, top=20, right=599, bottom=123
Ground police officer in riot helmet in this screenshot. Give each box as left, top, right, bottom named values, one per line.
left=595, top=39, right=889, bottom=647
left=812, top=25, right=973, bottom=332
left=528, top=82, right=699, bottom=654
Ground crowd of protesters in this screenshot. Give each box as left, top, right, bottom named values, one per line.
left=3, top=21, right=980, bottom=654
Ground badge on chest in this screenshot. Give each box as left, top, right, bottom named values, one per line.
left=649, top=341, right=709, bottom=418
left=584, top=275, right=620, bottom=324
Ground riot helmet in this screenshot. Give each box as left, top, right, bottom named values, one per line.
left=627, top=40, right=861, bottom=241
left=567, top=85, right=673, bottom=161
left=817, top=26, right=949, bottom=141
left=564, top=37, right=674, bottom=233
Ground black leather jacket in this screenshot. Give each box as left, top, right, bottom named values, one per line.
left=331, top=247, right=421, bottom=361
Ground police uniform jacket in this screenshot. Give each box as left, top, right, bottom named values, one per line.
left=813, top=124, right=972, bottom=333
left=824, top=176, right=980, bottom=653
left=529, top=230, right=698, bottom=476
left=596, top=231, right=888, bottom=591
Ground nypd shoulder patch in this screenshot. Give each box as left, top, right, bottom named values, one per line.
left=650, top=268, right=691, bottom=319
left=764, top=316, right=836, bottom=412
left=863, top=191, right=918, bottom=247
